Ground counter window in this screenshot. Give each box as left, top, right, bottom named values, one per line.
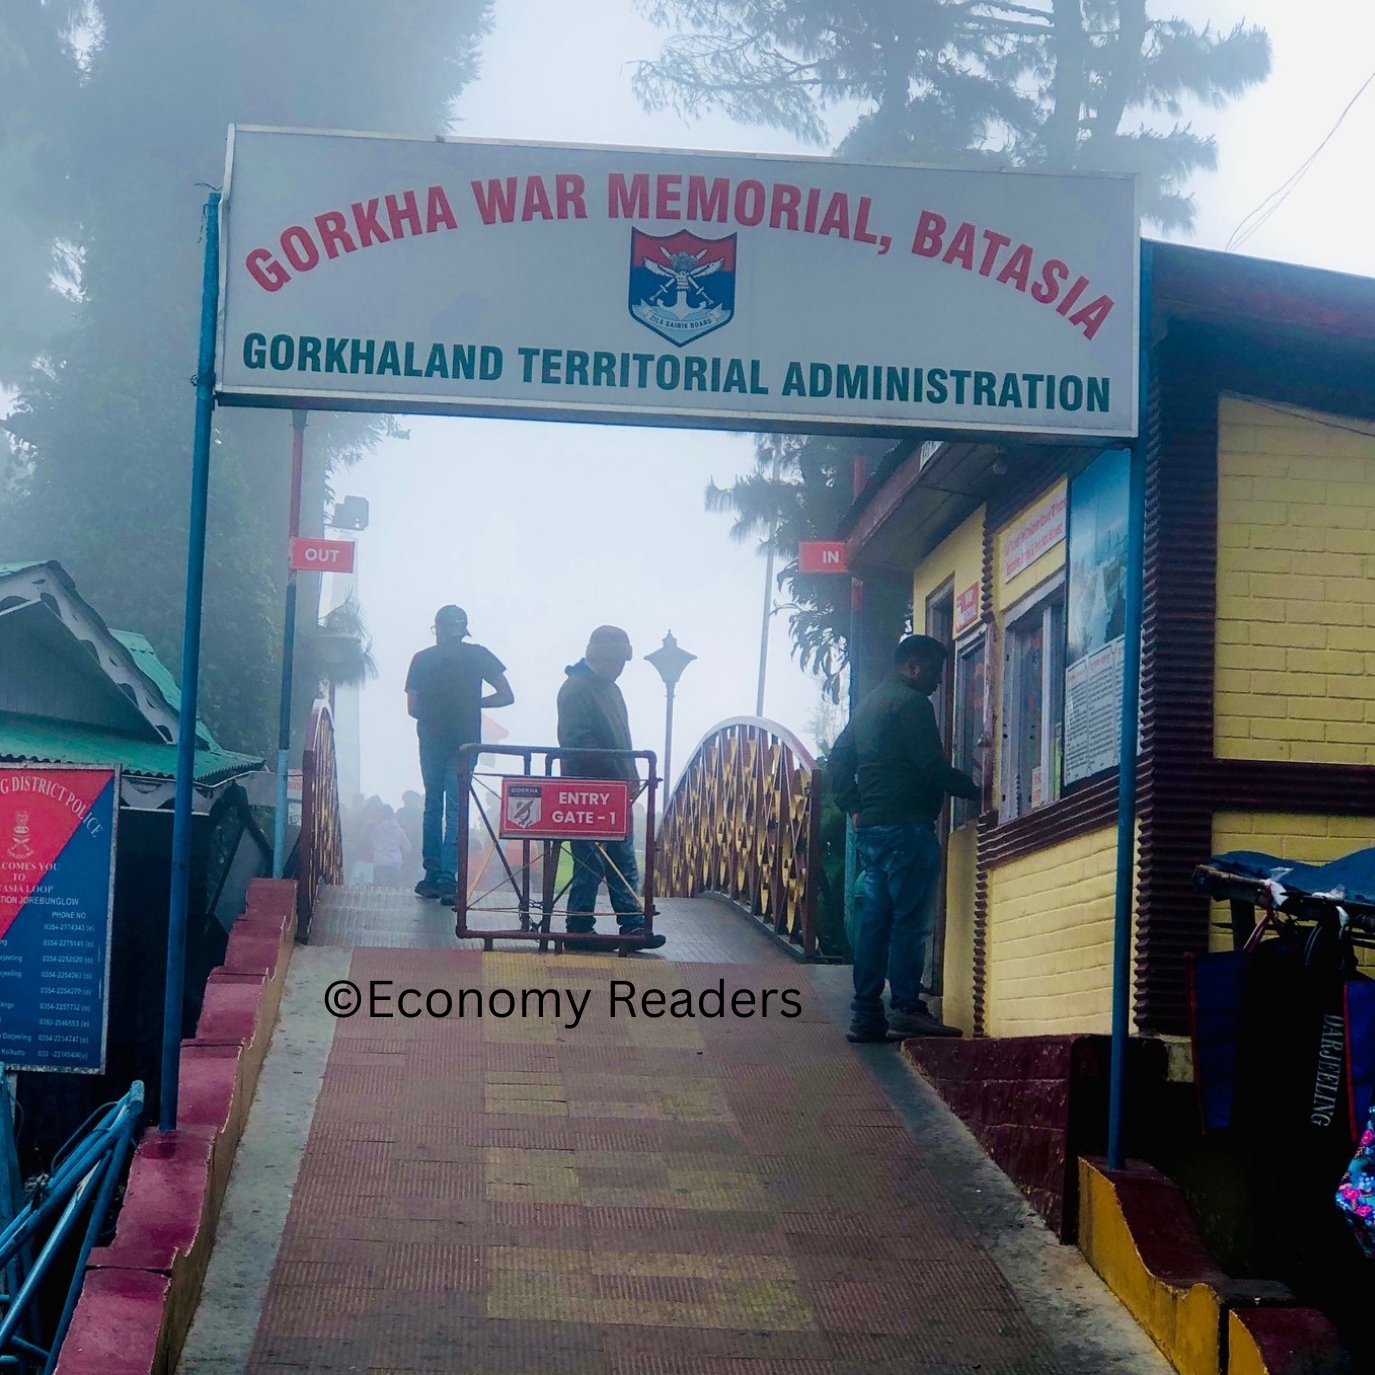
left=1001, top=591, right=1064, bottom=819
left=952, top=633, right=986, bottom=829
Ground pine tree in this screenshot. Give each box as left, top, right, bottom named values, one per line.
left=0, top=2, right=84, bottom=384
left=635, top=0, right=1270, bottom=677
left=0, top=1, right=492, bottom=753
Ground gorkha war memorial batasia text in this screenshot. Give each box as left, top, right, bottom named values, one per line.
left=217, top=128, right=1139, bottom=437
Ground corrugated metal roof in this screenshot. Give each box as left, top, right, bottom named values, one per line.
left=0, top=713, right=262, bottom=785
left=110, top=629, right=219, bottom=749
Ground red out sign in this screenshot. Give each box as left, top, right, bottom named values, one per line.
left=498, top=778, right=631, bottom=840
left=289, top=537, right=355, bottom=573
left=798, top=540, right=848, bottom=574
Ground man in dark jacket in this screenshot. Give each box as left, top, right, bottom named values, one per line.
left=556, top=625, right=665, bottom=947
left=828, top=634, right=979, bottom=1042
left=405, top=605, right=513, bottom=902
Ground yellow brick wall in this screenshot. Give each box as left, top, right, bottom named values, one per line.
left=985, top=826, right=1119, bottom=1037
left=939, top=824, right=978, bottom=1036
left=909, top=508, right=987, bottom=1036
left=1215, top=396, right=1375, bottom=765
left=1208, top=812, right=1375, bottom=953
left=913, top=506, right=985, bottom=627
left=995, top=478, right=1068, bottom=614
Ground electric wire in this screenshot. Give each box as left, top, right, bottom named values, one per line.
left=1226, top=64, right=1375, bottom=253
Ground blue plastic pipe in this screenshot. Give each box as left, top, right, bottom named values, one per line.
left=160, top=192, right=220, bottom=1132
left=1107, top=239, right=1154, bottom=1172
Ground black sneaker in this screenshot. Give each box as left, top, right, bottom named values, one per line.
left=621, top=929, right=667, bottom=950
left=888, top=1008, right=961, bottom=1038
left=435, top=883, right=457, bottom=906
left=846, top=1026, right=896, bottom=1044
left=414, top=878, right=442, bottom=900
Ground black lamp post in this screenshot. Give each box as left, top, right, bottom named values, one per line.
left=644, top=631, right=696, bottom=799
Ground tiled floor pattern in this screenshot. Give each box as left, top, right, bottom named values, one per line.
left=248, top=946, right=1069, bottom=1373
left=309, top=887, right=795, bottom=965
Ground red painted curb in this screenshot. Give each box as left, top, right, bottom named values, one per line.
left=87, top=1129, right=215, bottom=1276
left=1230, top=1306, right=1349, bottom=1375
left=194, top=972, right=266, bottom=1047
left=55, top=880, right=298, bottom=1375
left=175, top=1045, right=240, bottom=1138
left=55, top=1269, right=170, bottom=1375
left=223, top=924, right=286, bottom=978
left=246, top=876, right=296, bottom=920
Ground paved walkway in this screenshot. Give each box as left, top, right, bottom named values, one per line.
left=180, top=889, right=1168, bottom=1375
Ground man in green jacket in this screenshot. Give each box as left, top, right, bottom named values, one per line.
left=828, top=635, right=979, bottom=1042
left=556, top=625, right=665, bottom=948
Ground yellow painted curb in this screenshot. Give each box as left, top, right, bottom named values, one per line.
left=1227, top=1310, right=1268, bottom=1375
left=1077, top=1157, right=1222, bottom=1375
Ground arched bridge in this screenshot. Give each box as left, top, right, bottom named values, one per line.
left=658, top=716, right=826, bottom=958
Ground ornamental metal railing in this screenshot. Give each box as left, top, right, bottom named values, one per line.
left=0, top=1081, right=144, bottom=1373
left=296, top=699, right=343, bottom=941
left=657, top=717, right=821, bottom=957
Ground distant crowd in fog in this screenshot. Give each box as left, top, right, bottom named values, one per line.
left=342, top=790, right=424, bottom=890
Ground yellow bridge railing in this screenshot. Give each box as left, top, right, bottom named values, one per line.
left=657, top=717, right=821, bottom=957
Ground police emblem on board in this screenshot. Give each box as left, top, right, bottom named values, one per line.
left=628, top=229, right=737, bottom=346
left=504, top=784, right=542, bottom=831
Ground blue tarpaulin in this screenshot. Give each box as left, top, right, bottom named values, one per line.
left=1206, top=849, right=1375, bottom=912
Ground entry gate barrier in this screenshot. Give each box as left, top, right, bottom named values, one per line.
left=453, top=743, right=658, bottom=954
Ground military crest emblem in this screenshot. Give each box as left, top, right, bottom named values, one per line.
left=504, top=784, right=542, bottom=832
left=628, top=229, right=737, bottom=346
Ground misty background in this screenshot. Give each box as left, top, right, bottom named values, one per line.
left=2, top=1, right=1373, bottom=812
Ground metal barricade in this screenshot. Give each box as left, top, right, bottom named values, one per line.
left=453, top=743, right=658, bottom=954
left=0, top=1081, right=144, bottom=1373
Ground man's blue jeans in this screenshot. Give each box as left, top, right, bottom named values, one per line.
left=566, top=837, right=642, bottom=932
left=418, top=738, right=462, bottom=885
left=851, top=822, right=942, bottom=1033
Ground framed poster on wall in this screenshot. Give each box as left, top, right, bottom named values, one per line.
left=0, top=765, right=118, bottom=1073
left=1063, top=448, right=1130, bottom=787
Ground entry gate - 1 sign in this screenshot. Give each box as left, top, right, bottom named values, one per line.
left=0, top=765, right=117, bottom=1073
left=498, top=778, right=631, bottom=841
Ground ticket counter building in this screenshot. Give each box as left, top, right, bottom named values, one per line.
left=842, top=241, right=1375, bottom=1046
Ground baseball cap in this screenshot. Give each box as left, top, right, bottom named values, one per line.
left=434, top=605, right=469, bottom=635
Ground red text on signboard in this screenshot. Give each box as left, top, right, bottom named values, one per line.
left=798, top=541, right=848, bottom=574
left=499, top=778, right=631, bottom=840
left=289, top=537, right=355, bottom=573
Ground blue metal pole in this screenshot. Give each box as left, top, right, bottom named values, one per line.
left=160, top=192, right=220, bottom=1132
left=272, top=412, right=308, bottom=877
left=1107, top=239, right=1154, bottom=1172
left=842, top=575, right=862, bottom=950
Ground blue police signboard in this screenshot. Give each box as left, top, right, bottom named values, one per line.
left=0, top=766, right=117, bottom=1073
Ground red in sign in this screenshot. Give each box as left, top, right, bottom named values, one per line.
left=798, top=541, right=848, bottom=574
left=955, top=582, right=981, bottom=635
left=499, top=778, right=631, bottom=840
left=289, top=537, right=355, bottom=573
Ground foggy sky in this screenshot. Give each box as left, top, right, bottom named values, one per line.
left=334, top=0, right=1375, bottom=808
left=9, top=2, right=1372, bottom=806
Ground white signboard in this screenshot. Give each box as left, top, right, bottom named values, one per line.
left=217, top=127, right=1138, bottom=437
left=1002, top=486, right=1068, bottom=581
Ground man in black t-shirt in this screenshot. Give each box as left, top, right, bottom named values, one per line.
left=404, top=605, right=513, bottom=901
